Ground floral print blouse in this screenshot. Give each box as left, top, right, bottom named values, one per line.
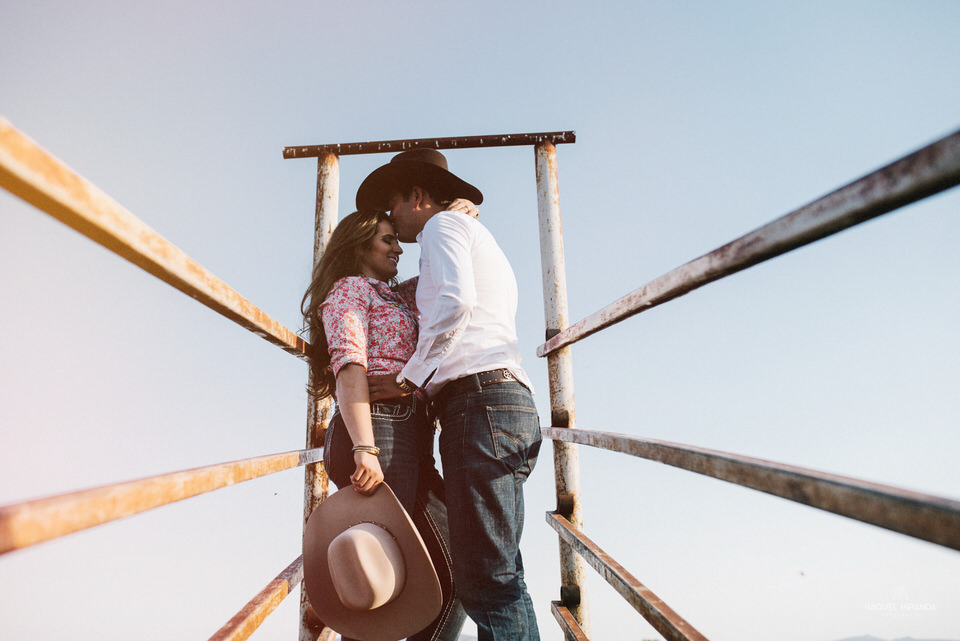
left=320, top=276, right=419, bottom=378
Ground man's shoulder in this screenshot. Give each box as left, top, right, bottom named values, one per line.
left=428, top=209, right=474, bottom=226
left=423, top=210, right=485, bottom=240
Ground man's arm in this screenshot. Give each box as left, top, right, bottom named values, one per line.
left=367, top=372, right=407, bottom=401
left=398, top=212, right=476, bottom=388
left=367, top=209, right=478, bottom=401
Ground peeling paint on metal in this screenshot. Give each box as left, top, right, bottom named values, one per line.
left=210, top=557, right=304, bottom=641
left=547, top=512, right=711, bottom=641
left=542, top=427, right=960, bottom=551
left=0, top=118, right=308, bottom=360
left=538, top=127, right=960, bottom=357
left=282, top=131, right=576, bottom=158
left=535, top=141, right=592, bottom=634
left=0, top=449, right=323, bottom=555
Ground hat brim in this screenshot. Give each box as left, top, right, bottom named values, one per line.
left=356, top=159, right=483, bottom=211
left=303, top=485, right=442, bottom=641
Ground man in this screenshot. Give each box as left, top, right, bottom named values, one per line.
left=358, top=148, right=542, bottom=641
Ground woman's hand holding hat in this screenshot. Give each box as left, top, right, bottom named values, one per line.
left=350, top=450, right=384, bottom=495
left=303, top=484, right=442, bottom=641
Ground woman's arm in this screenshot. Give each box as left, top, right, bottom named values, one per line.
left=334, top=364, right=384, bottom=494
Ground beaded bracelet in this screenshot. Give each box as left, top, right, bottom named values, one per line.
left=352, top=444, right=381, bottom=456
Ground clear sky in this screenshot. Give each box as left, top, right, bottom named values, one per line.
left=1, top=2, right=959, bottom=641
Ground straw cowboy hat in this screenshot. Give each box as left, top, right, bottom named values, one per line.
left=303, top=484, right=442, bottom=641
left=356, top=148, right=483, bottom=211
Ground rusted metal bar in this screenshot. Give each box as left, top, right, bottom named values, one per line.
left=210, top=557, right=304, bottom=641
left=539, top=127, right=960, bottom=357
left=302, top=152, right=338, bottom=526
left=0, top=449, right=322, bottom=556
left=317, top=629, right=338, bottom=641
left=551, top=601, right=590, bottom=641
left=283, top=131, right=575, bottom=159
left=0, top=117, right=307, bottom=359
left=536, top=142, right=577, bottom=430
left=547, top=512, right=711, bottom=641
left=535, top=142, right=591, bottom=633
left=300, top=152, right=338, bottom=641
left=543, top=427, right=960, bottom=551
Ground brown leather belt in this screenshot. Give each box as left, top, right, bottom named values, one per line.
left=432, top=368, right=523, bottom=403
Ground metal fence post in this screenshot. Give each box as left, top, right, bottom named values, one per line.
left=535, top=142, right=591, bottom=633
left=299, top=152, right=339, bottom=641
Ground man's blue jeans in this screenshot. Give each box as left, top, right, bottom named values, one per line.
left=433, top=378, right=542, bottom=641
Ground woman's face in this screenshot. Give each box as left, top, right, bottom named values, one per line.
left=358, top=220, right=403, bottom=281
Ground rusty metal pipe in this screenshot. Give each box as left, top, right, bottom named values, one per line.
left=300, top=153, right=339, bottom=641
left=0, top=449, right=322, bottom=555
left=550, top=601, right=589, bottom=641
left=210, top=557, right=304, bottom=641
left=543, top=427, right=960, bottom=551
left=0, top=118, right=307, bottom=359
left=539, top=127, right=960, bottom=357
left=547, top=512, right=711, bottom=641
left=535, top=142, right=591, bottom=633
left=283, top=131, right=575, bottom=159
left=302, top=152, right=338, bottom=525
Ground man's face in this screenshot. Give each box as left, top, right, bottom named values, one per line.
left=387, top=191, right=423, bottom=243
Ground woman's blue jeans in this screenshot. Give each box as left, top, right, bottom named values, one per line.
left=432, top=379, right=543, bottom=641
left=324, top=398, right=466, bottom=641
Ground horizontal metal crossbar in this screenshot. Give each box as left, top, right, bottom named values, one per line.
left=283, top=130, right=576, bottom=159
left=542, top=427, right=960, bottom=551
left=550, top=601, right=590, bottom=641
left=547, top=512, right=710, bottom=641
left=0, top=117, right=307, bottom=359
left=210, top=557, right=304, bottom=641
left=538, top=127, right=960, bottom=356
left=0, top=448, right=322, bottom=555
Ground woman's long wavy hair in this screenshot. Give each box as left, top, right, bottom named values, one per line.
left=300, top=210, right=394, bottom=400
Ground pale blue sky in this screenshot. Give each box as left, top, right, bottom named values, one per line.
left=2, top=2, right=959, bottom=640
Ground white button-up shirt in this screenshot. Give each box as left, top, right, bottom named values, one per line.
left=399, top=211, right=532, bottom=397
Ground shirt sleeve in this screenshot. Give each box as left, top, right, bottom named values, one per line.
left=320, top=278, right=372, bottom=377
left=401, top=213, right=476, bottom=387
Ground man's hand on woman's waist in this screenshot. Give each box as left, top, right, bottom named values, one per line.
left=367, top=373, right=409, bottom=401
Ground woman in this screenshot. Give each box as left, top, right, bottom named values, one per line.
left=301, top=208, right=467, bottom=641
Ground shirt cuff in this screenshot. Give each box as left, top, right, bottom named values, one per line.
left=399, top=359, right=434, bottom=389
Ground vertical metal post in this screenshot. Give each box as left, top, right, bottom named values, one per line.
left=535, top=142, right=590, bottom=633
left=299, top=152, right=339, bottom=641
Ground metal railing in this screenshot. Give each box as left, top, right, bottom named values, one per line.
left=536, top=126, right=960, bottom=641
left=0, top=119, right=585, bottom=640
left=3, top=114, right=960, bottom=641
left=0, top=117, right=319, bottom=641
left=284, top=130, right=585, bottom=641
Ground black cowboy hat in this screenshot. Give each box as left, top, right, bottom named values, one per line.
left=356, top=148, right=483, bottom=211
